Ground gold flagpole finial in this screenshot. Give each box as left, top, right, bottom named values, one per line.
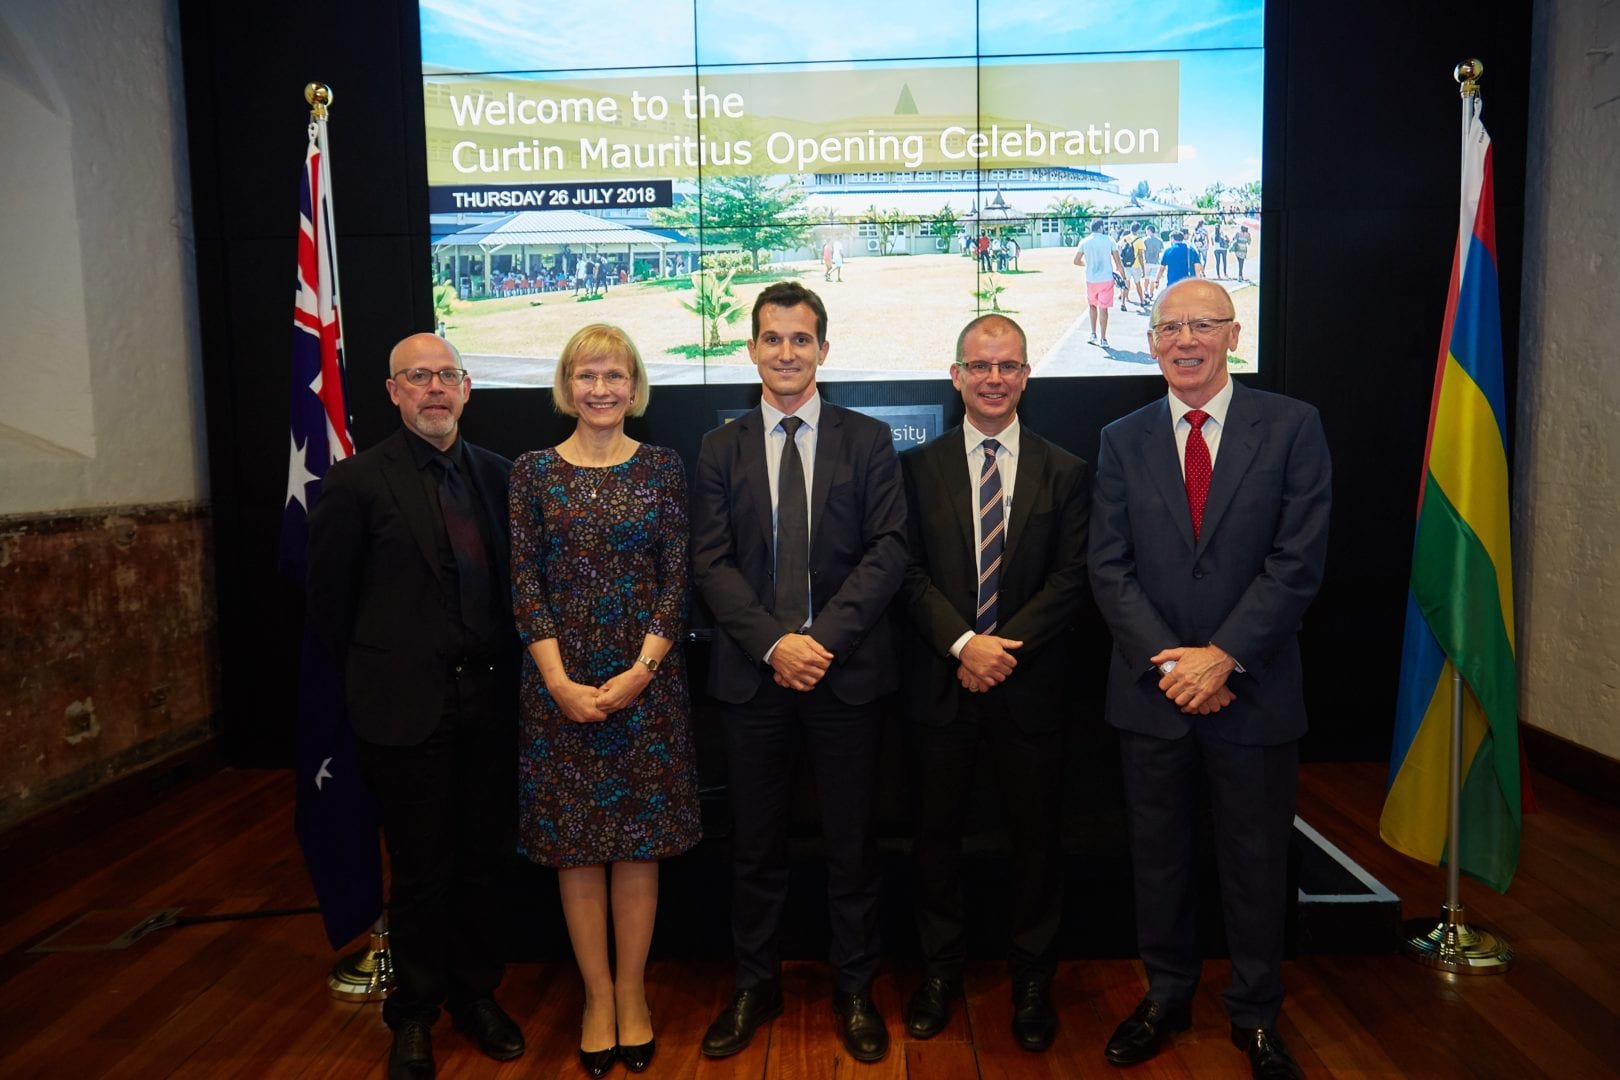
left=1454, top=59, right=1484, bottom=99
left=305, top=82, right=334, bottom=121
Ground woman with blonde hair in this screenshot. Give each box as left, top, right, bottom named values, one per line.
left=509, top=324, right=700, bottom=1076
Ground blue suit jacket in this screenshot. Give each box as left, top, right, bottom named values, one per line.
left=691, top=401, right=908, bottom=706
left=1088, top=380, right=1331, bottom=745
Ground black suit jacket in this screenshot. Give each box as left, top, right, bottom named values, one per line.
left=899, top=425, right=1091, bottom=732
left=691, top=401, right=908, bottom=706
left=1088, top=380, right=1331, bottom=745
left=307, top=427, right=515, bottom=746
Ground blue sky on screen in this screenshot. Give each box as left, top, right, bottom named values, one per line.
left=421, top=0, right=1262, bottom=71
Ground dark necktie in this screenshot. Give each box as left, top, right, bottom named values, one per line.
left=774, top=416, right=809, bottom=632
left=432, top=455, right=494, bottom=633
left=975, top=438, right=1004, bottom=634
left=1184, top=410, right=1212, bottom=541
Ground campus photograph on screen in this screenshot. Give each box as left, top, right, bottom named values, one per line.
left=420, top=1, right=1265, bottom=386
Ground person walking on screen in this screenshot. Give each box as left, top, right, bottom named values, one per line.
left=1089, top=278, right=1330, bottom=1080
left=508, top=324, right=701, bottom=1078
left=306, top=333, right=526, bottom=1080
left=1074, top=218, right=1126, bottom=348
left=898, top=314, right=1091, bottom=1053
left=692, top=282, right=908, bottom=1064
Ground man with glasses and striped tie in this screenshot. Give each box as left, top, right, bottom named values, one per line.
left=897, top=313, right=1092, bottom=1053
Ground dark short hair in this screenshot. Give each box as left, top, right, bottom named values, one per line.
left=1090, top=219, right=1107, bottom=232
left=1146, top=225, right=1158, bottom=234
left=1171, top=231, right=1185, bottom=241
left=751, top=281, right=828, bottom=343
left=955, top=313, right=1028, bottom=366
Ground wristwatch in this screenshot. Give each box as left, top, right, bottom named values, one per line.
left=637, top=654, right=660, bottom=674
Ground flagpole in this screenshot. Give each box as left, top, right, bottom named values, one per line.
left=1399, top=59, right=1512, bottom=975
left=298, top=80, right=396, bottom=1002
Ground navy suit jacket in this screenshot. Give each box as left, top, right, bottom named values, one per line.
left=691, top=400, right=908, bottom=706
left=1088, top=380, right=1331, bottom=745
left=899, top=425, right=1091, bottom=732
left=306, top=427, right=515, bottom=746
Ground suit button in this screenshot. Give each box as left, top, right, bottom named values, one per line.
left=1192, top=569, right=1205, bottom=579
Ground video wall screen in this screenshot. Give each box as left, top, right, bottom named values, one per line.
left=420, top=1, right=1264, bottom=386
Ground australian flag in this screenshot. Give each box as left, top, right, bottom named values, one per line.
left=284, top=116, right=383, bottom=950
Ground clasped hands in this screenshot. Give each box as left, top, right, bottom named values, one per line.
left=1151, top=643, right=1237, bottom=715
left=552, top=664, right=653, bottom=723
left=956, top=634, right=1023, bottom=693
left=771, top=632, right=834, bottom=692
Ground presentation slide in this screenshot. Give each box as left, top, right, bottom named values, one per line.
left=420, top=1, right=1264, bottom=386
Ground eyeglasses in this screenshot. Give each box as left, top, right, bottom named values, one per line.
left=957, top=360, right=1028, bottom=378
left=573, top=371, right=630, bottom=389
left=1151, top=317, right=1234, bottom=341
left=393, top=367, right=468, bottom=387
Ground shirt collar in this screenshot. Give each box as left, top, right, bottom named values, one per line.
left=963, top=416, right=1021, bottom=458
left=761, top=391, right=822, bottom=433
left=1168, top=375, right=1234, bottom=428
left=404, top=428, right=464, bottom=470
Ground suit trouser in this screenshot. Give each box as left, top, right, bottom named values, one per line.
left=722, top=679, right=882, bottom=994
left=911, top=689, right=1065, bottom=984
left=356, top=660, right=516, bottom=1027
left=1118, top=725, right=1297, bottom=1029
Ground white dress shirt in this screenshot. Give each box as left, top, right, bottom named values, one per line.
left=1167, top=374, right=1234, bottom=475
left=759, top=394, right=821, bottom=655
left=948, top=417, right=1020, bottom=658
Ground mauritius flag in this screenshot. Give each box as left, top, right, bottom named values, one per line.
left=1379, top=103, right=1521, bottom=893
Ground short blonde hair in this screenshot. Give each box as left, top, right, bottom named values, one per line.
left=551, top=323, right=650, bottom=417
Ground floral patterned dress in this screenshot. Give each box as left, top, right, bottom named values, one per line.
left=508, top=444, right=701, bottom=868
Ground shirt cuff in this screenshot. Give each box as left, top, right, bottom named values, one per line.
left=948, top=631, right=974, bottom=659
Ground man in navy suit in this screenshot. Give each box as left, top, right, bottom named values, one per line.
left=692, top=282, right=908, bottom=1063
left=897, top=314, right=1090, bottom=1051
left=1089, top=279, right=1330, bottom=1080
left=307, top=333, right=525, bottom=1080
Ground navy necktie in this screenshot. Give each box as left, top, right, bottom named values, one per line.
left=975, top=438, right=1004, bottom=634
left=774, top=416, right=809, bottom=632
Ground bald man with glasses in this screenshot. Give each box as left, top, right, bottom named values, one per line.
left=897, top=313, right=1091, bottom=1051
left=308, top=333, right=525, bottom=1080
left=1089, top=279, right=1330, bottom=1080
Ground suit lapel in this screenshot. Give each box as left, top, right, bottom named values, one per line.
left=735, top=409, right=774, bottom=553
left=1196, top=381, right=1262, bottom=555
left=808, top=405, right=841, bottom=554
left=1003, top=430, right=1045, bottom=568
left=378, top=430, right=445, bottom=578
left=1141, top=400, right=1198, bottom=552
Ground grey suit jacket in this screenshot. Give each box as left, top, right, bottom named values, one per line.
left=1088, top=380, right=1331, bottom=745
left=899, top=425, right=1091, bottom=731
left=691, top=401, right=907, bottom=706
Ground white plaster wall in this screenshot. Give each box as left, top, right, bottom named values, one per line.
left=1516, top=0, right=1620, bottom=757
left=0, top=0, right=205, bottom=513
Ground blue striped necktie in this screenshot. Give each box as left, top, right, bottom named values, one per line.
left=975, top=438, right=1004, bottom=634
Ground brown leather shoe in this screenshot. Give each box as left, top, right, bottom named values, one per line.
left=1231, top=1024, right=1305, bottom=1079
left=1104, top=996, right=1191, bottom=1065
left=700, top=982, right=784, bottom=1058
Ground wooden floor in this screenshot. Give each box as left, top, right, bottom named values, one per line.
left=2, top=762, right=1618, bottom=1079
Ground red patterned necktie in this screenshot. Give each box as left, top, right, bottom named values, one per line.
left=1184, top=410, right=1211, bottom=541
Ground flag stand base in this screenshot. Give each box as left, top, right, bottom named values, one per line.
left=328, top=925, right=395, bottom=1001
left=1401, top=903, right=1512, bottom=974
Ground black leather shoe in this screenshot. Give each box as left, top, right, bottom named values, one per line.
left=617, top=1037, right=655, bottom=1072
left=904, top=975, right=958, bottom=1040
left=577, top=1046, right=616, bottom=1078
left=1231, top=1024, right=1304, bottom=1079
left=388, top=1018, right=435, bottom=1080
left=701, top=982, right=784, bottom=1058
left=1105, top=997, right=1191, bottom=1066
left=832, top=990, right=890, bottom=1062
left=1011, top=977, right=1057, bottom=1052
left=451, top=998, right=525, bottom=1061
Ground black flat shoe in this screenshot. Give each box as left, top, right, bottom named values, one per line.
left=701, top=982, right=784, bottom=1058
left=904, top=975, right=958, bottom=1040
left=578, top=1046, right=616, bottom=1078
left=1011, top=976, right=1057, bottom=1052
left=1231, top=1024, right=1304, bottom=1079
left=617, top=1037, right=655, bottom=1072
left=832, top=990, right=889, bottom=1062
